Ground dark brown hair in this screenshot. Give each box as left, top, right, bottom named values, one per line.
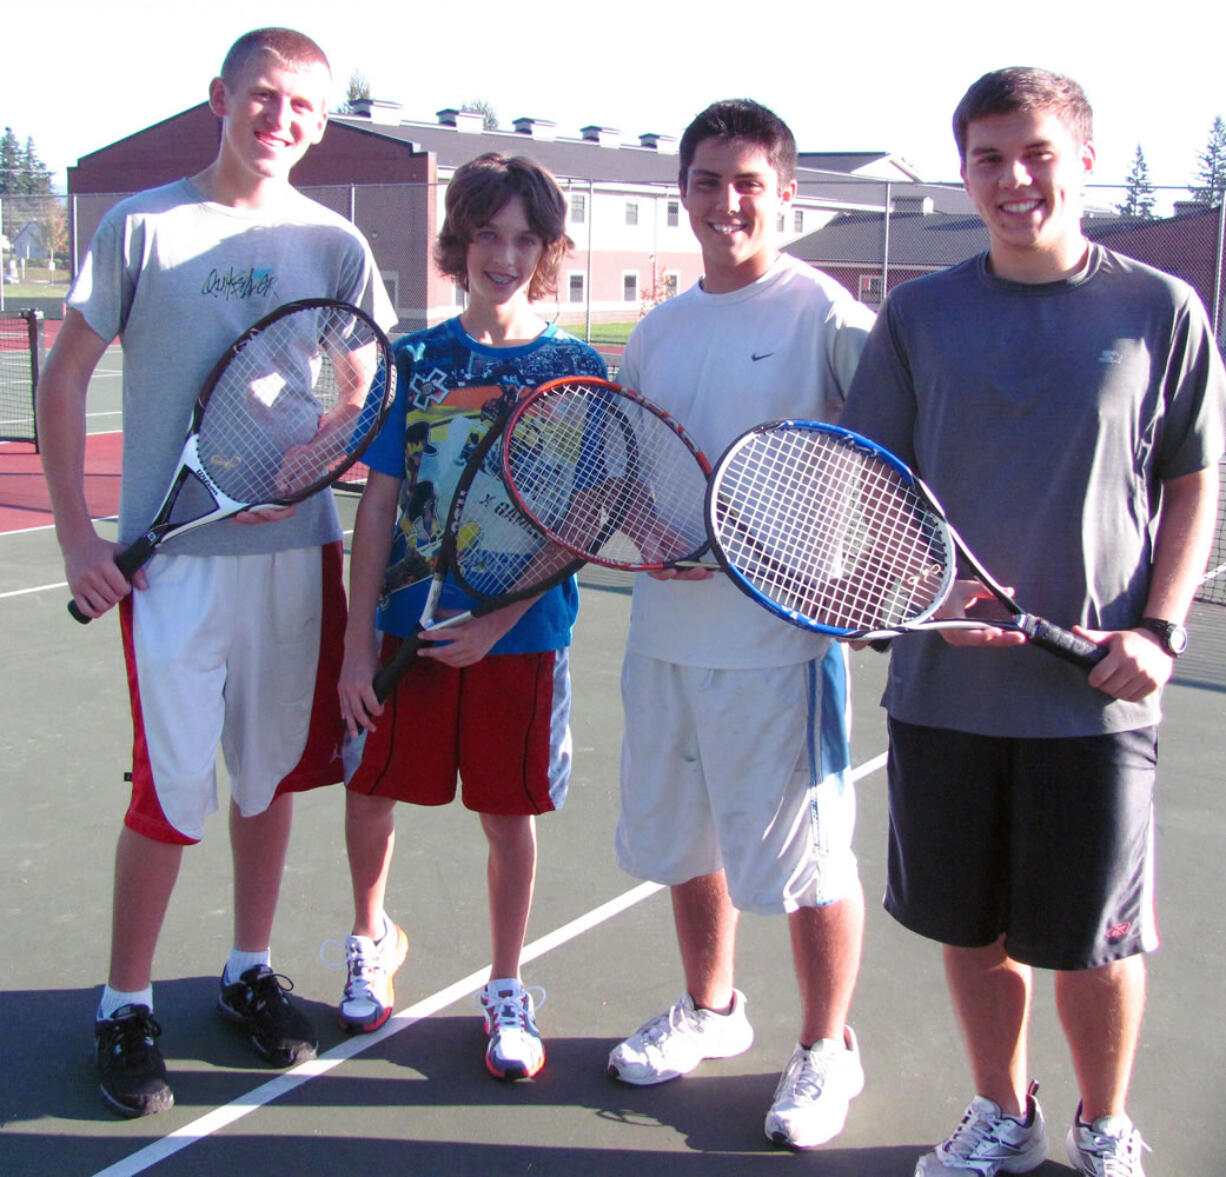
left=434, top=153, right=572, bottom=302
left=678, top=99, right=796, bottom=190
left=953, top=68, right=1093, bottom=160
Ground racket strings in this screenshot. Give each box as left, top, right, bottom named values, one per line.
left=452, top=448, right=578, bottom=601
left=505, top=381, right=709, bottom=569
left=198, top=306, right=390, bottom=504
left=711, top=428, right=951, bottom=630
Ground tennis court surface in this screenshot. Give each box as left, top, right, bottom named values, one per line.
left=1, top=359, right=1223, bottom=1175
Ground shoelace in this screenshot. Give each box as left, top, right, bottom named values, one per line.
left=1079, top=1125, right=1151, bottom=1176
left=320, top=937, right=386, bottom=1000
left=943, top=1106, right=1018, bottom=1159
left=785, top=1049, right=831, bottom=1099
left=104, top=1008, right=162, bottom=1060
left=238, top=969, right=296, bottom=1020
left=475, top=985, right=547, bottom=1031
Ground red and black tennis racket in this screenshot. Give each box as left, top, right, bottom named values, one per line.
left=500, top=376, right=714, bottom=571
left=705, top=420, right=1107, bottom=669
left=69, top=298, right=396, bottom=623
left=371, top=408, right=584, bottom=702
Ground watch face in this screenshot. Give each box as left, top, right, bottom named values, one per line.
left=1142, top=618, right=1187, bottom=656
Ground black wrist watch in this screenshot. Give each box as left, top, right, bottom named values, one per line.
left=1138, top=617, right=1188, bottom=657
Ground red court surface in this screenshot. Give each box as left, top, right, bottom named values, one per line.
left=0, top=431, right=121, bottom=532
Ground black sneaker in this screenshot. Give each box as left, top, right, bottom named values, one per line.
left=217, top=965, right=317, bottom=1066
left=94, top=1004, right=174, bottom=1117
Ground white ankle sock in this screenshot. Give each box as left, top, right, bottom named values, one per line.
left=98, top=985, right=153, bottom=1021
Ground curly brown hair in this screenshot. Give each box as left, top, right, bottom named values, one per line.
left=434, top=154, right=573, bottom=303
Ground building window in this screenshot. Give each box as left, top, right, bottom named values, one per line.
left=793, top=209, right=805, bottom=233
left=777, top=213, right=786, bottom=232
left=568, top=273, right=585, bottom=303
left=662, top=271, right=679, bottom=298
left=625, top=201, right=639, bottom=227
left=570, top=194, right=586, bottom=225
left=623, top=271, right=639, bottom=303
left=667, top=200, right=680, bottom=228
left=859, top=274, right=884, bottom=305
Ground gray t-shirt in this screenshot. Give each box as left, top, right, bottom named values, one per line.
left=69, top=178, right=395, bottom=554
left=841, top=245, right=1225, bottom=737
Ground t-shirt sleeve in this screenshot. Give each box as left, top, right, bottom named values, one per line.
left=1155, top=290, right=1226, bottom=479
left=67, top=209, right=135, bottom=344
left=839, top=296, right=919, bottom=467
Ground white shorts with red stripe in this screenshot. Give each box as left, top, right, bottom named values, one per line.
left=119, top=542, right=347, bottom=844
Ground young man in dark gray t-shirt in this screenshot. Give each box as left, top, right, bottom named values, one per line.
left=842, top=68, right=1224, bottom=1177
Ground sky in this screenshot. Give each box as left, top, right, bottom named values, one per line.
left=5, top=0, right=1223, bottom=200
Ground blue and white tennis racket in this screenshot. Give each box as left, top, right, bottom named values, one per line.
left=705, top=420, right=1106, bottom=670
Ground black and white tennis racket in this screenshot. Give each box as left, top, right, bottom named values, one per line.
left=371, top=409, right=584, bottom=702
left=501, top=376, right=714, bottom=571
left=705, top=420, right=1107, bottom=669
left=69, top=298, right=396, bottom=623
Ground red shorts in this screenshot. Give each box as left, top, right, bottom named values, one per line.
left=347, top=636, right=572, bottom=816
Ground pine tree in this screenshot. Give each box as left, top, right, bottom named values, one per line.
left=1117, top=145, right=1156, bottom=219
left=1191, top=115, right=1226, bottom=207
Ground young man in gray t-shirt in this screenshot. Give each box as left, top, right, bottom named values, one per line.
left=38, top=27, right=393, bottom=1119
left=842, top=68, right=1223, bottom=1177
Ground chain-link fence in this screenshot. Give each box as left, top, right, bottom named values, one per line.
left=57, top=176, right=1226, bottom=603
left=0, top=309, right=42, bottom=447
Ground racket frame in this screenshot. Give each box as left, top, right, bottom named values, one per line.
left=69, top=298, right=396, bottom=622
left=706, top=419, right=1107, bottom=670
left=501, top=375, right=715, bottom=571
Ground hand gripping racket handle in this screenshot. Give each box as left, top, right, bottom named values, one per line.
left=1016, top=614, right=1108, bottom=670
left=67, top=535, right=159, bottom=624
left=372, top=627, right=426, bottom=703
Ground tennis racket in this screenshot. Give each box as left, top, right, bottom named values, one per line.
left=501, top=375, right=715, bottom=571
left=371, top=408, right=584, bottom=702
left=705, top=420, right=1107, bottom=670
left=69, top=298, right=396, bottom=624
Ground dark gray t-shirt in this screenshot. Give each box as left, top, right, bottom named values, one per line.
left=69, top=179, right=394, bottom=554
left=841, top=245, right=1225, bottom=737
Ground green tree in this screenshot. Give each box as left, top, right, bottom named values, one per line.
left=1116, top=145, right=1156, bottom=219
left=1190, top=115, right=1226, bottom=207
left=334, top=70, right=372, bottom=115
left=461, top=99, right=499, bottom=131
left=1, top=127, right=61, bottom=262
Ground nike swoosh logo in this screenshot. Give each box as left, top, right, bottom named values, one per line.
left=751, top=352, right=774, bottom=361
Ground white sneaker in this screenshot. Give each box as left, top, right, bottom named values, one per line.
left=607, top=990, right=753, bottom=1085
left=477, top=978, right=546, bottom=1080
left=915, top=1083, right=1048, bottom=1175
left=1066, top=1104, right=1149, bottom=1177
left=764, top=1026, right=864, bottom=1149
left=330, top=921, right=409, bottom=1033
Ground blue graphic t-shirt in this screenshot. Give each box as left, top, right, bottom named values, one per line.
left=364, top=316, right=606, bottom=651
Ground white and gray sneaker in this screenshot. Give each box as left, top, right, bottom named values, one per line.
left=765, top=1026, right=865, bottom=1149
left=915, top=1083, right=1048, bottom=1175
left=607, top=989, right=753, bottom=1085
left=1066, top=1103, right=1149, bottom=1177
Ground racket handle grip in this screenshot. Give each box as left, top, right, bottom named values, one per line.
left=372, top=628, right=425, bottom=703
left=66, top=536, right=157, bottom=625
left=1018, top=615, right=1108, bottom=670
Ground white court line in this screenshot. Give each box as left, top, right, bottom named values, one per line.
left=90, top=752, right=889, bottom=1177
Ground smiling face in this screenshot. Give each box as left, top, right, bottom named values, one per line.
left=208, top=52, right=329, bottom=195
left=960, top=107, right=1095, bottom=283
left=681, top=137, right=796, bottom=293
left=464, top=196, right=545, bottom=310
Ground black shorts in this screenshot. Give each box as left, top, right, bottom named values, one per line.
left=884, top=718, right=1158, bottom=971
